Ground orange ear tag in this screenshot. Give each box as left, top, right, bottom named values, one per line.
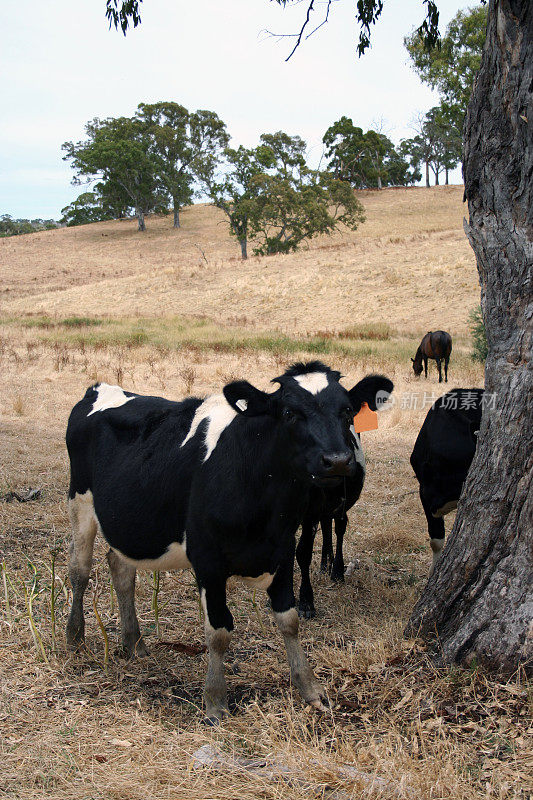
left=353, top=402, right=378, bottom=433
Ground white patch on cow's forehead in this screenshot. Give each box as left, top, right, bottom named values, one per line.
left=181, top=393, right=237, bottom=461
left=87, top=383, right=134, bottom=416
left=293, top=372, right=329, bottom=395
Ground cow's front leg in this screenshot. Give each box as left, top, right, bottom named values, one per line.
left=319, top=517, right=334, bottom=573
left=199, top=578, right=233, bottom=724
left=330, top=513, right=347, bottom=583
left=296, top=520, right=318, bottom=618
left=268, top=561, right=327, bottom=711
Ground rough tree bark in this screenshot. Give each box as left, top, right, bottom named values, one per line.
left=407, top=0, right=532, bottom=674
left=136, top=207, right=146, bottom=231
left=173, top=202, right=180, bottom=228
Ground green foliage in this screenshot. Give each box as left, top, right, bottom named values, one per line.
left=60, top=191, right=116, bottom=227
left=323, top=118, right=420, bottom=189
left=401, top=105, right=461, bottom=185
left=106, top=0, right=442, bottom=55
left=0, top=215, right=58, bottom=237
left=135, top=102, right=228, bottom=226
left=200, top=131, right=365, bottom=259
left=469, top=305, right=488, bottom=362
left=405, top=4, right=488, bottom=125
left=62, top=116, right=167, bottom=230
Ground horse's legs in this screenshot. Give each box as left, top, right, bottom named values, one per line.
left=436, top=357, right=442, bottom=382
left=423, top=357, right=428, bottom=378
left=444, top=356, right=449, bottom=382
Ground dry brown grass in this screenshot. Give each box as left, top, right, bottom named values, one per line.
left=1, top=188, right=530, bottom=800
left=0, top=186, right=479, bottom=336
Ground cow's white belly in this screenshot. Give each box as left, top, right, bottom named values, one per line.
left=235, top=572, right=275, bottom=590
left=112, top=540, right=192, bottom=571
left=432, top=500, right=458, bottom=518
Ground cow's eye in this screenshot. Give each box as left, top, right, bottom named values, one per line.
left=341, top=407, right=353, bottom=420
left=283, top=407, right=298, bottom=423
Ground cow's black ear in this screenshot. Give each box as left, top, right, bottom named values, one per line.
left=223, top=381, right=275, bottom=417
left=348, top=375, right=394, bottom=413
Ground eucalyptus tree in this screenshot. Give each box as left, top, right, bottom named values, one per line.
left=323, top=117, right=417, bottom=189
left=62, top=116, right=165, bottom=231
left=136, top=102, right=228, bottom=228
left=200, top=132, right=364, bottom=259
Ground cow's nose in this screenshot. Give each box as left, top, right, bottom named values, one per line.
left=321, top=451, right=354, bottom=475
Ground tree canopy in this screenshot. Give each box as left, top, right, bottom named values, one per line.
left=323, top=117, right=420, bottom=189
left=62, top=116, right=166, bottom=231
left=405, top=4, right=488, bottom=127
left=199, top=131, right=365, bottom=259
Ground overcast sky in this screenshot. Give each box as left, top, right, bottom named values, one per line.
left=1, top=0, right=469, bottom=219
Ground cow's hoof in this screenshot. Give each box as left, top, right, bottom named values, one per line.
left=310, top=697, right=329, bottom=713
left=66, top=625, right=85, bottom=651
left=204, top=706, right=229, bottom=726
left=66, top=636, right=85, bottom=652
left=298, top=601, right=316, bottom=619
left=330, top=569, right=344, bottom=583
left=121, top=637, right=149, bottom=659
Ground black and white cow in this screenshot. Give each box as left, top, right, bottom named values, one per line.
left=410, top=388, right=483, bottom=570
left=65, top=361, right=386, bottom=722
left=296, top=376, right=394, bottom=618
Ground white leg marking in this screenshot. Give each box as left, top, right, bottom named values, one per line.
left=87, top=383, right=135, bottom=416
left=430, top=538, right=445, bottom=571
left=180, top=394, right=237, bottom=461
left=294, top=372, right=329, bottom=395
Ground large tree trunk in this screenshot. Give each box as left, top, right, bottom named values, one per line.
left=425, top=161, right=430, bottom=187
left=407, top=0, right=532, bottom=674
left=445, top=167, right=449, bottom=185
left=173, top=202, right=180, bottom=229
left=240, top=238, right=248, bottom=260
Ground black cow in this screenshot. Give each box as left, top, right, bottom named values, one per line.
left=410, top=388, right=483, bottom=570
left=65, top=361, right=387, bottom=723
left=296, top=376, right=394, bottom=619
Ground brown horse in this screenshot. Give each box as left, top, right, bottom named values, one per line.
left=411, top=331, right=452, bottom=382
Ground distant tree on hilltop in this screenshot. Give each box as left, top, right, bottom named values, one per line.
left=62, top=116, right=166, bottom=231
left=323, top=117, right=420, bottom=189
left=136, top=102, right=228, bottom=228
left=0, top=215, right=58, bottom=236
left=199, top=131, right=364, bottom=259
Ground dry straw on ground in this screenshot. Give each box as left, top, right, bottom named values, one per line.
left=0, top=187, right=530, bottom=800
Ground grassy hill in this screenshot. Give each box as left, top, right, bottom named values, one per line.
left=1, top=186, right=479, bottom=336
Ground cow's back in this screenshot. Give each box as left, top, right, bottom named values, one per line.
left=411, top=389, right=483, bottom=478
